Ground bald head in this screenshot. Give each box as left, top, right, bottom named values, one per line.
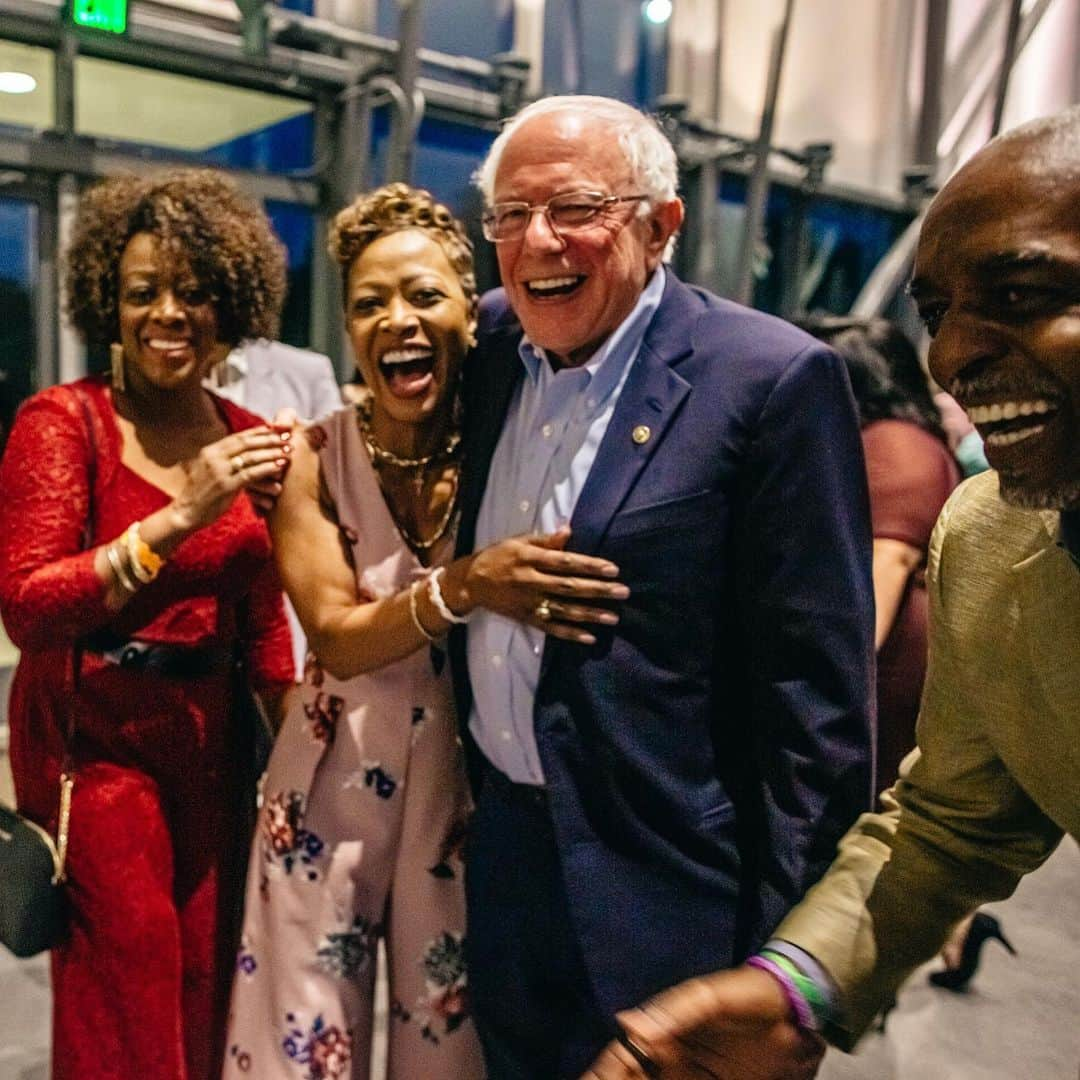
left=911, top=107, right=1080, bottom=510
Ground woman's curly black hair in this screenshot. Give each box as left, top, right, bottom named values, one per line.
left=328, top=182, right=476, bottom=308
left=798, top=314, right=949, bottom=445
left=64, top=168, right=286, bottom=348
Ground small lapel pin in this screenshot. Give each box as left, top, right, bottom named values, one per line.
left=632, top=424, right=651, bottom=445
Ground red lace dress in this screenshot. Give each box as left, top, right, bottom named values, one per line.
left=0, top=375, right=294, bottom=1080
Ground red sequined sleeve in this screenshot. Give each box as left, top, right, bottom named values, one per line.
left=241, top=553, right=295, bottom=694
left=0, top=391, right=111, bottom=651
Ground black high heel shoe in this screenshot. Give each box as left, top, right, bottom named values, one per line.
left=929, top=912, right=1017, bottom=992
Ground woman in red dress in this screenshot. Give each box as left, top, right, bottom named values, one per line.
left=0, top=170, right=296, bottom=1079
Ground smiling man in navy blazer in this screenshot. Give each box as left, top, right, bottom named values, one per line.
left=447, top=94, right=875, bottom=1080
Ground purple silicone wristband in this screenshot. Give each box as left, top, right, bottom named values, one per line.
left=746, top=954, right=818, bottom=1031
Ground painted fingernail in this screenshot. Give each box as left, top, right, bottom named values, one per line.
left=276, top=458, right=287, bottom=467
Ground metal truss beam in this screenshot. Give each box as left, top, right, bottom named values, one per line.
left=0, top=0, right=521, bottom=125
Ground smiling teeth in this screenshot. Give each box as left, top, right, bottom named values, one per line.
left=967, top=399, right=1053, bottom=424
left=529, top=277, right=579, bottom=290
left=148, top=339, right=188, bottom=350
left=381, top=349, right=433, bottom=365
left=984, top=424, right=1046, bottom=447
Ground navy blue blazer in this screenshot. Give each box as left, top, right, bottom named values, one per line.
left=452, top=272, right=875, bottom=1017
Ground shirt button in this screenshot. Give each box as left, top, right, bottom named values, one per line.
left=541, top=422, right=554, bottom=438
left=500, top=729, right=512, bottom=742
left=519, top=498, right=530, bottom=513
left=490, top=654, right=503, bottom=669
left=533, top=643, right=542, bottom=656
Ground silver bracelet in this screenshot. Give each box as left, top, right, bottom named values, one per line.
left=427, top=566, right=469, bottom=624
left=106, top=543, right=139, bottom=594
left=409, top=578, right=438, bottom=642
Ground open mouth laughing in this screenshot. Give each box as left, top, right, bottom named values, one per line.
left=525, top=275, right=586, bottom=299
left=963, top=397, right=1059, bottom=448
left=379, top=347, right=437, bottom=397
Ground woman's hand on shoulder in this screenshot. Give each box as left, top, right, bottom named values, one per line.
left=443, top=527, right=630, bottom=645
left=169, top=425, right=292, bottom=532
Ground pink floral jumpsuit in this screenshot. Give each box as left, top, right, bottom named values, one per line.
left=224, top=408, right=483, bottom=1080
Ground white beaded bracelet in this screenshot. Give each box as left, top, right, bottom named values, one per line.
left=408, top=578, right=438, bottom=642
left=427, top=566, right=469, bottom=625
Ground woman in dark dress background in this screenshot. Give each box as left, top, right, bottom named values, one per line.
left=801, top=316, right=960, bottom=793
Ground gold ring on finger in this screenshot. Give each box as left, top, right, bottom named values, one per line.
left=535, top=598, right=552, bottom=621
left=231, top=453, right=246, bottom=473
left=616, top=1030, right=662, bottom=1078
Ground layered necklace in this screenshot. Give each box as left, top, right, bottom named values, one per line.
left=357, top=398, right=462, bottom=553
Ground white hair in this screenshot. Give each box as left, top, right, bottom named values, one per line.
left=474, top=95, right=679, bottom=207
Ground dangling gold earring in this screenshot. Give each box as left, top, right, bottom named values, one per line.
left=110, top=343, right=126, bottom=393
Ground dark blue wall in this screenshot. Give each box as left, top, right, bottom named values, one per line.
left=377, top=0, right=514, bottom=61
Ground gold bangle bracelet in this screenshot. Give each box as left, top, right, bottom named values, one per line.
left=106, top=542, right=139, bottom=594
left=124, top=521, right=163, bottom=583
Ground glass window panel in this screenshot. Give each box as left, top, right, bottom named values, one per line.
left=265, top=200, right=315, bottom=347
left=74, top=57, right=313, bottom=167
left=0, top=40, right=54, bottom=132
left=0, top=197, right=37, bottom=442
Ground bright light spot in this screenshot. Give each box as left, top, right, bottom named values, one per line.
left=0, top=71, right=37, bottom=95
left=643, top=0, right=673, bottom=24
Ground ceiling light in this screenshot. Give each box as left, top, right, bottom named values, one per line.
left=0, top=71, right=37, bottom=94
left=643, top=0, right=673, bottom=25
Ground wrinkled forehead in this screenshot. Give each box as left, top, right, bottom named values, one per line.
left=916, top=143, right=1080, bottom=272
left=495, top=111, right=634, bottom=195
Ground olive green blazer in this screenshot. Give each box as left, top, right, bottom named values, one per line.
left=777, top=469, right=1080, bottom=1046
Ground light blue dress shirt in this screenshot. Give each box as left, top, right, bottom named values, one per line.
left=467, top=267, right=667, bottom=784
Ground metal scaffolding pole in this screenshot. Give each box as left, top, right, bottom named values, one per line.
left=386, top=0, right=424, bottom=182
left=915, top=0, right=949, bottom=166
left=991, top=0, right=1024, bottom=137
left=733, top=0, right=795, bottom=307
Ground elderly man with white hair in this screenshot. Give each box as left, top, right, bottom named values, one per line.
left=443, top=94, right=876, bottom=1079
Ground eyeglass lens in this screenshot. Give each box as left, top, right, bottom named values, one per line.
left=484, top=192, right=612, bottom=240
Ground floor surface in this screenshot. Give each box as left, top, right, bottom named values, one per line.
left=2, top=675, right=1077, bottom=1080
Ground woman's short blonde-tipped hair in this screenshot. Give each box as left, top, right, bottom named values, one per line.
left=65, top=168, right=286, bottom=348
left=329, top=182, right=476, bottom=306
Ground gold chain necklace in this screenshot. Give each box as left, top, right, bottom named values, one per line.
left=357, top=399, right=461, bottom=486
left=390, top=465, right=461, bottom=552
left=357, top=401, right=462, bottom=551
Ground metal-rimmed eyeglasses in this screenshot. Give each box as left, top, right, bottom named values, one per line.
left=481, top=190, right=649, bottom=242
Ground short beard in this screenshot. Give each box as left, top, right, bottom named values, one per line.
left=998, top=471, right=1080, bottom=511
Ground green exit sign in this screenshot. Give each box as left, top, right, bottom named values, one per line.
left=68, top=0, right=128, bottom=34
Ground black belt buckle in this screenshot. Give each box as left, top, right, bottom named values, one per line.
left=88, top=635, right=230, bottom=678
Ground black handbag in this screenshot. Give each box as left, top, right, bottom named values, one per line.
left=0, top=385, right=95, bottom=958
left=0, top=767, right=73, bottom=957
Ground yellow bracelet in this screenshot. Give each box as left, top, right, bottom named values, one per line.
left=124, top=521, right=164, bottom=583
